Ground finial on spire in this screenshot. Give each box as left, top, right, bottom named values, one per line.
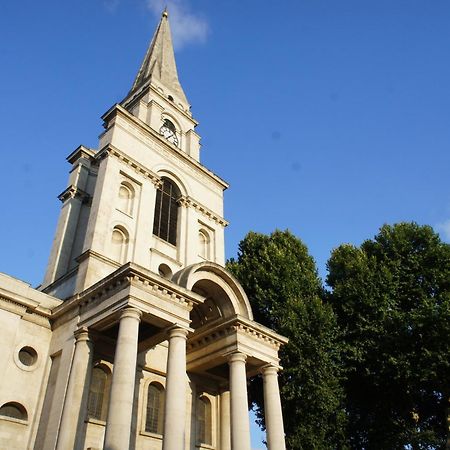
left=162, top=7, right=168, bottom=18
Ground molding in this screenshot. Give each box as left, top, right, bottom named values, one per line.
left=0, top=296, right=52, bottom=328
left=66, top=145, right=96, bottom=165
left=187, top=315, right=288, bottom=353
left=149, top=247, right=182, bottom=267
left=52, top=262, right=204, bottom=319
left=179, top=196, right=228, bottom=227
left=58, top=185, right=91, bottom=203
left=97, top=144, right=162, bottom=187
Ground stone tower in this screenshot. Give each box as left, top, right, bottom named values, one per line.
left=0, top=11, right=287, bottom=450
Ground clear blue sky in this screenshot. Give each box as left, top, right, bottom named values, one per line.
left=1, top=1, right=449, bottom=447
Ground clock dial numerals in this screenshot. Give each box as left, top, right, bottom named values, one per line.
left=159, top=119, right=179, bottom=147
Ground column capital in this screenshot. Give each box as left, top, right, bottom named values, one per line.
left=120, top=306, right=142, bottom=321
left=228, top=351, right=247, bottom=364
left=261, top=364, right=281, bottom=376
left=73, top=327, right=90, bottom=343
left=167, top=325, right=190, bottom=340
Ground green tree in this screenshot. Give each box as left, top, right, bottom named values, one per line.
left=327, top=222, right=450, bottom=449
left=227, top=230, right=347, bottom=449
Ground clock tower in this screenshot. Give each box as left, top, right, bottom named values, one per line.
left=42, top=10, right=228, bottom=299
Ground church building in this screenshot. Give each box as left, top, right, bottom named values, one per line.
left=0, top=11, right=287, bottom=450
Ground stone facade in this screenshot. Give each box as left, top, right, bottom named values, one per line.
left=0, top=11, right=287, bottom=450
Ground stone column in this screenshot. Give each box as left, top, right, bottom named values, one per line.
left=220, top=388, right=231, bottom=450
left=56, top=328, right=93, bottom=450
left=104, top=307, right=142, bottom=450
left=228, top=352, right=251, bottom=450
left=162, top=326, right=189, bottom=450
left=262, top=365, right=286, bottom=450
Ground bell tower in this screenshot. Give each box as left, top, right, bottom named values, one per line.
left=42, top=10, right=229, bottom=299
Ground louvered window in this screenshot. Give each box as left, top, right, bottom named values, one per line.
left=153, top=178, right=180, bottom=245
left=146, top=383, right=164, bottom=434
left=87, top=367, right=109, bottom=420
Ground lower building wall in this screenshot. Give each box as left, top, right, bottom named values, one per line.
left=0, top=308, right=53, bottom=450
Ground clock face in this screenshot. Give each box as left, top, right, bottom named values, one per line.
left=159, top=119, right=179, bottom=146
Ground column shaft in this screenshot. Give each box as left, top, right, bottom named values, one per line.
left=262, top=366, right=286, bottom=450
left=104, top=308, right=142, bottom=450
left=162, top=327, right=189, bottom=450
left=56, top=328, right=93, bottom=450
left=220, top=389, right=231, bottom=450
left=229, top=352, right=251, bottom=450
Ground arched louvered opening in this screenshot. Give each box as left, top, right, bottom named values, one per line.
left=145, top=383, right=165, bottom=434
left=87, top=366, right=111, bottom=421
left=118, top=182, right=135, bottom=216
left=0, top=402, right=28, bottom=421
left=111, top=226, right=129, bottom=264
left=197, top=396, right=212, bottom=445
left=153, top=178, right=181, bottom=246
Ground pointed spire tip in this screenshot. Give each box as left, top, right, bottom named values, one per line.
left=162, top=8, right=168, bottom=18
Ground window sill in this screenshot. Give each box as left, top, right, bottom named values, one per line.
left=0, top=415, right=28, bottom=425
left=140, top=430, right=163, bottom=440
left=85, top=417, right=106, bottom=426
left=195, top=444, right=215, bottom=449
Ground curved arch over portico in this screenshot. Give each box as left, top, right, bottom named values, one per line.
left=172, top=262, right=253, bottom=326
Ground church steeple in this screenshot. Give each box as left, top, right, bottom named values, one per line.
left=129, top=10, right=188, bottom=106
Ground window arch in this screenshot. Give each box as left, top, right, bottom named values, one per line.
left=197, top=396, right=212, bottom=445
left=0, top=402, right=28, bottom=421
left=145, top=383, right=165, bottom=434
left=118, top=182, right=135, bottom=216
left=153, top=178, right=181, bottom=246
left=111, top=226, right=129, bottom=264
left=87, top=366, right=111, bottom=421
left=198, top=230, right=210, bottom=260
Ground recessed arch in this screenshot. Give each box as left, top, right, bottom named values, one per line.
left=117, top=181, right=135, bottom=216
left=198, top=229, right=210, bottom=260
left=153, top=167, right=189, bottom=198
left=111, top=226, right=129, bottom=264
left=173, top=262, right=253, bottom=329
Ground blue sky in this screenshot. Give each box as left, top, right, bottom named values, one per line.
left=1, top=1, right=449, bottom=447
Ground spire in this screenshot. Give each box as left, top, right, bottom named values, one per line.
left=130, top=10, right=188, bottom=105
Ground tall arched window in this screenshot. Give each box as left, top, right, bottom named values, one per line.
left=197, top=396, right=212, bottom=445
left=87, top=366, right=110, bottom=421
left=153, top=178, right=180, bottom=246
left=145, top=383, right=165, bottom=434
left=118, top=182, right=135, bottom=216
left=111, top=226, right=129, bottom=264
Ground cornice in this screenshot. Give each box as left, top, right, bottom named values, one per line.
left=187, top=315, right=288, bottom=352
left=0, top=295, right=54, bottom=329
left=52, top=262, right=204, bottom=319
left=66, top=145, right=96, bottom=165
left=58, top=185, right=91, bottom=203
left=97, top=144, right=162, bottom=187
left=179, top=196, right=228, bottom=227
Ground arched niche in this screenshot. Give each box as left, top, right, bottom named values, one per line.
left=173, top=262, right=253, bottom=329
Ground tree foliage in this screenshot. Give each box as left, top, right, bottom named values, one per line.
left=227, top=230, right=347, bottom=449
left=327, top=222, right=450, bottom=449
